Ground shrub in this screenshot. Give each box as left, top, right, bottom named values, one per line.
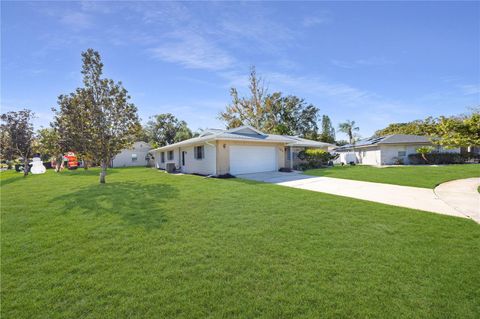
left=296, top=149, right=339, bottom=170
left=416, top=146, right=435, bottom=163
left=391, top=157, right=404, bottom=165
left=408, top=152, right=479, bottom=165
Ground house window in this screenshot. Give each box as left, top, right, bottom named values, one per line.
left=161, top=152, right=165, bottom=163
left=398, top=151, right=406, bottom=157
left=168, top=151, right=174, bottom=160
left=194, top=146, right=204, bottom=159
left=131, top=154, right=137, bottom=162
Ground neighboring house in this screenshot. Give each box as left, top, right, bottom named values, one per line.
left=111, top=141, right=152, bottom=168
left=335, top=134, right=460, bottom=165
left=149, top=126, right=333, bottom=176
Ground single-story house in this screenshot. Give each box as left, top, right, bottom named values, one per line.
left=111, top=141, right=152, bottom=168
left=149, top=126, right=334, bottom=176
left=335, top=134, right=460, bottom=165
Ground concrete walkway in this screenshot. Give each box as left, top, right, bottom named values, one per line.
left=237, top=172, right=478, bottom=222
left=434, top=178, right=480, bottom=223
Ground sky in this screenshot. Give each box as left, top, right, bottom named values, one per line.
left=2, top=1, right=479, bottom=140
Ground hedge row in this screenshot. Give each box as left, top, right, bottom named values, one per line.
left=407, top=152, right=480, bottom=165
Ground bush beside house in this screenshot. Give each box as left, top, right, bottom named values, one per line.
left=408, top=152, right=479, bottom=165
left=296, top=149, right=339, bottom=170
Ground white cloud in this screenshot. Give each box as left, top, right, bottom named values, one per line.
left=59, top=12, right=92, bottom=30
left=332, top=57, right=394, bottom=69
left=458, top=84, right=480, bottom=95
left=150, top=32, right=235, bottom=70
left=302, top=14, right=331, bottom=27
left=264, top=72, right=373, bottom=104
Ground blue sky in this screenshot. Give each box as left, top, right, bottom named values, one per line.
left=2, top=1, right=479, bottom=139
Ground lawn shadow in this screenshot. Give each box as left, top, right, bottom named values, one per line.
left=0, top=174, right=24, bottom=187
left=60, top=169, right=118, bottom=177
left=50, top=181, right=177, bottom=230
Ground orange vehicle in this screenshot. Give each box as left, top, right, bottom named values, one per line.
left=64, top=152, right=78, bottom=169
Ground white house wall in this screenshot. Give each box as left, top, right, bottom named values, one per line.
left=380, top=144, right=461, bottom=165
left=179, top=144, right=216, bottom=175
left=112, top=142, right=151, bottom=167
left=380, top=145, right=407, bottom=165
left=153, top=143, right=216, bottom=175
left=153, top=149, right=178, bottom=170
left=355, top=147, right=381, bottom=165
left=338, top=147, right=380, bottom=165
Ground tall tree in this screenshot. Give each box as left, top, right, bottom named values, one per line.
left=135, top=125, right=151, bottom=143
left=82, top=49, right=140, bottom=183
left=0, top=109, right=35, bottom=176
left=174, top=124, right=193, bottom=143
left=265, top=94, right=319, bottom=137
left=318, top=115, right=336, bottom=144
left=145, top=113, right=191, bottom=147
left=374, top=117, right=436, bottom=137
left=435, top=112, right=480, bottom=148
left=34, top=128, right=61, bottom=161
left=338, top=120, right=360, bottom=144
left=219, top=66, right=267, bottom=129
left=219, top=66, right=320, bottom=137
left=53, top=49, right=140, bottom=183
left=52, top=89, right=96, bottom=169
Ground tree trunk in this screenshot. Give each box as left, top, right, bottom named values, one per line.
left=83, top=159, right=89, bottom=170
left=421, top=153, right=429, bottom=164
left=55, top=154, right=62, bottom=172
left=23, top=158, right=29, bottom=177
left=99, top=160, right=107, bottom=184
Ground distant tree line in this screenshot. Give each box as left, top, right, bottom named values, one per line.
left=374, top=109, right=480, bottom=148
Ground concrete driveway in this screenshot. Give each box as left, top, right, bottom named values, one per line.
left=237, top=171, right=479, bottom=222
left=435, top=178, right=480, bottom=223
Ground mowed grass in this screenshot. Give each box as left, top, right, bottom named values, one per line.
left=1, top=167, right=479, bottom=318
left=304, top=164, right=480, bottom=188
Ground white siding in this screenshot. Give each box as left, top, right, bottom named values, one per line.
left=357, top=147, right=381, bottom=165
left=337, top=144, right=461, bottom=165
left=380, top=144, right=461, bottom=165
left=338, top=147, right=380, bottom=165
left=153, top=143, right=216, bottom=175
left=380, top=145, right=407, bottom=165
left=339, top=152, right=356, bottom=164
left=179, top=144, right=216, bottom=175
left=153, top=149, right=178, bottom=170
left=111, top=142, right=151, bottom=167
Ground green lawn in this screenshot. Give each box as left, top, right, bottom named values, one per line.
left=304, top=164, right=480, bottom=188
left=1, top=168, right=479, bottom=318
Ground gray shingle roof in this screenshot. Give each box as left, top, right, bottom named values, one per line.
left=335, top=134, right=432, bottom=151
left=150, top=126, right=334, bottom=151
left=380, top=134, right=431, bottom=144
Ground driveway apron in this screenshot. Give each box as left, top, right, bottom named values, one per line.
left=237, top=172, right=478, bottom=222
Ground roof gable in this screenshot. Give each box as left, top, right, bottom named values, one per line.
left=227, top=125, right=267, bottom=136
left=198, top=128, right=224, bottom=137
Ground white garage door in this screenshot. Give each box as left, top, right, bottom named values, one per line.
left=229, top=145, right=277, bottom=175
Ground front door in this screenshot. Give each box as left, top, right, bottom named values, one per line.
left=181, top=151, right=186, bottom=171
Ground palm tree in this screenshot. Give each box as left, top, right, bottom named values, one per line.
left=338, top=120, right=360, bottom=144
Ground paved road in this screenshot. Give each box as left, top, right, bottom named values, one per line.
left=237, top=172, right=479, bottom=222
left=435, top=178, right=480, bottom=223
